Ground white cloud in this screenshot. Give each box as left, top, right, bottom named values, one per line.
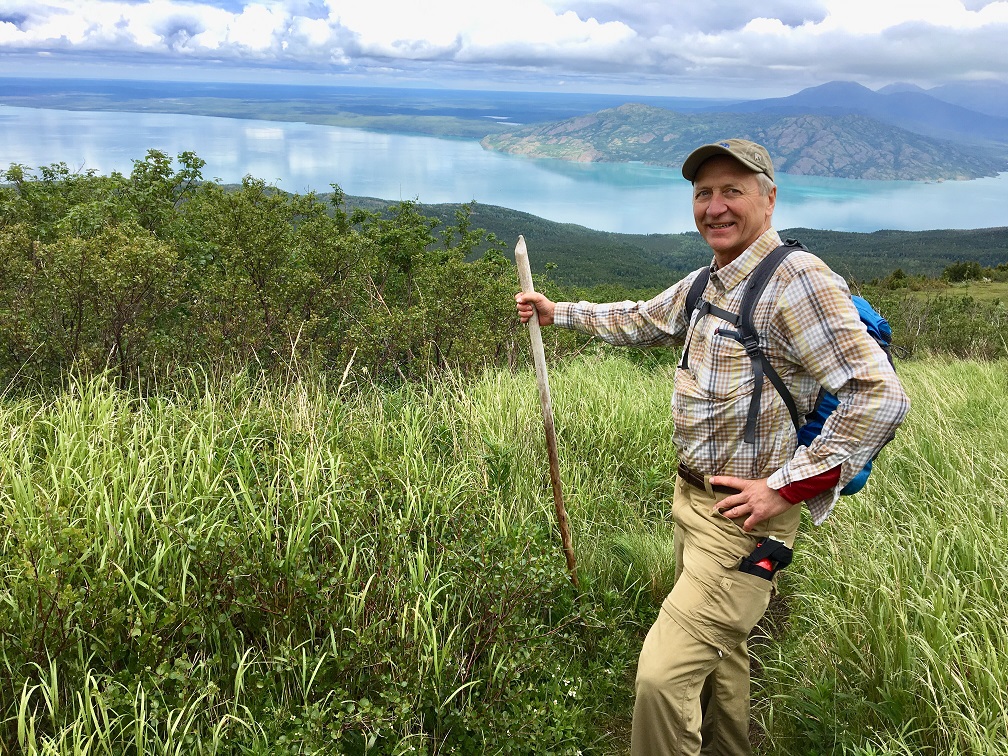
left=226, top=3, right=284, bottom=50
left=289, top=16, right=331, bottom=47
left=1, top=0, right=1006, bottom=94
left=817, top=0, right=954, bottom=32
left=331, top=0, right=467, bottom=52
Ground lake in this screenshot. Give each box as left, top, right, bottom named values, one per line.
left=2, top=104, right=1007, bottom=234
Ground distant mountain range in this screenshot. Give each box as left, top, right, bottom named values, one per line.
left=878, top=80, right=1008, bottom=120
left=481, top=80, right=1008, bottom=181
left=712, top=80, right=1008, bottom=145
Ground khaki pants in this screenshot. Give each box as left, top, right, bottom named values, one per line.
left=631, top=476, right=801, bottom=756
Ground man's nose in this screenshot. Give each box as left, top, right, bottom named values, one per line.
left=706, top=192, right=729, bottom=215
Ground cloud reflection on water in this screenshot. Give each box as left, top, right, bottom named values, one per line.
left=3, top=105, right=1006, bottom=235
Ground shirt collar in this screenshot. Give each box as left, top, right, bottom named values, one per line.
left=710, top=228, right=783, bottom=293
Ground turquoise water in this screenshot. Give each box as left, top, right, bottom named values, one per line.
left=2, top=104, right=1006, bottom=234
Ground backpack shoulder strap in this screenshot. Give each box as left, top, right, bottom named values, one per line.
left=735, top=240, right=806, bottom=443
left=679, top=267, right=713, bottom=370
left=684, top=267, right=711, bottom=321
left=738, top=241, right=805, bottom=335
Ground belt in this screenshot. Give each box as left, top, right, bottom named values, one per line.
left=677, top=462, right=741, bottom=496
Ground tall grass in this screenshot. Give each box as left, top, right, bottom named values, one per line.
left=755, top=360, right=1008, bottom=756
left=0, top=356, right=1005, bottom=754
left=0, top=365, right=646, bottom=755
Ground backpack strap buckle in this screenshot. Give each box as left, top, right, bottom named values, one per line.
left=739, top=333, right=762, bottom=359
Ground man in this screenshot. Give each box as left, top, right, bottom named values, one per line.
left=515, top=139, right=909, bottom=755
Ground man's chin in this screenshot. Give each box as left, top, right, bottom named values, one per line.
left=703, top=235, right=741, bottom=257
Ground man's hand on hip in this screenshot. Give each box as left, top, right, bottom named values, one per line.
left=708, top=476, right=796, bottom=532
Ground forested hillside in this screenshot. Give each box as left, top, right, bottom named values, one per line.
left=350, top=197, right=1008, bottom=288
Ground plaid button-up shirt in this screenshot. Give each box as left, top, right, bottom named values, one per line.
left=554, top=228, right=909, bottom=524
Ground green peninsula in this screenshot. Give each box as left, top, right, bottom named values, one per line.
left=480, top=103, right=1005, bottom=181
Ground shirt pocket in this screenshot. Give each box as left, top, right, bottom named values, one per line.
left=693, top=328, right=755, bottom=401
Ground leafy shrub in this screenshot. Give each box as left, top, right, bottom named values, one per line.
left=942, top=260, right=985, bottom=282
left=0, top=152, right=541, bottom=392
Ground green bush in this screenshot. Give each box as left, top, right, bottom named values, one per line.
left=0, top=152, right=552, bottom=392
left=942, top=260, right=985, bottom=282
left=863, top=291, right=1008, bottom=360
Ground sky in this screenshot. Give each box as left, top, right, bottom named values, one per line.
left=1, top=0, right=1008, bottom=98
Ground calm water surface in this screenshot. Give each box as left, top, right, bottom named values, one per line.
left=3, top=105, right=1006, bottom=234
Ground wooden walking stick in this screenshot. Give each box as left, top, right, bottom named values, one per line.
left=514, top=235, right=579, bottom=589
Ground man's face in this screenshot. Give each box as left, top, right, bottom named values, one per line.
left=692, top=156, right=776, bottom=266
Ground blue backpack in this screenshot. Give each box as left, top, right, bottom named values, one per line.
left=683, top=240, right=894, bottom=495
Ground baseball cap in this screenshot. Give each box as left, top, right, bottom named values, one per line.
left=681, top=138, right=775, bottom=182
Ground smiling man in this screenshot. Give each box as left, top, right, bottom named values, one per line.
left=516, top=138, right=909, bottom=755
left=687, top=139, right=776, bottom=267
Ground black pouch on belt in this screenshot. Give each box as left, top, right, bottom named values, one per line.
left=739, top=537, right=794, bottom=580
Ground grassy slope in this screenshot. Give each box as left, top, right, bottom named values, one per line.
left=901, top=279, right=1008, bottom=302
left=1, top=356, right=1005, bottom=754
left=760, top=358, right=1008, bottom=754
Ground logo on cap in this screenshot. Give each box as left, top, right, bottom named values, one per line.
left=719, top=142, right=731, bottom=148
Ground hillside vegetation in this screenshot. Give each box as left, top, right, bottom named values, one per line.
left=480, top=104, right=1005, bottom=180
left=0, top=152, right=531, bottom=391
left=1, top=151, right=1007, bottom=754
